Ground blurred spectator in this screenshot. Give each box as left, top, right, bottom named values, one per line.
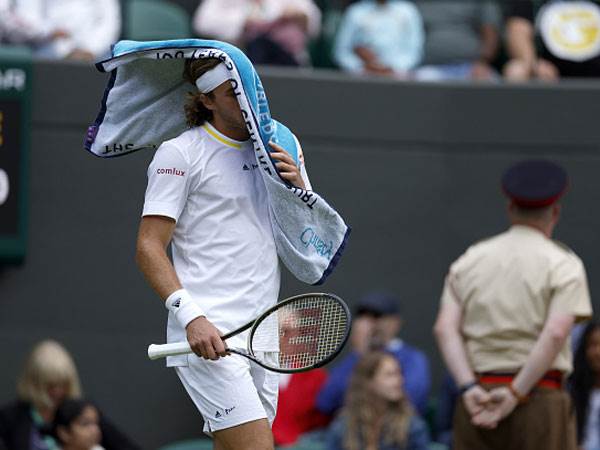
left=316, top=292, right=431, bottom=417
left=0, top=340, right=140, bottom=450
left=193, top=0, right=321, bottom=66
left=51, top=399, right=103, bottom=450
left=571, top=321, right=600, bottom=450
left=272, top=371, right=331, bottom=447
left=0, top=0, right=120, bottom=61
left=326, top=351, right=430, bottom=450
left=273, top=309, right=331, bottom=446
left=504, top=1, right=600, bottom=80
left=332, top=0, right=424, bottom=76
left=414, top=0, right=501, bottom=81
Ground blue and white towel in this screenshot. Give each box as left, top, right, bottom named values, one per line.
left=85, top=39, right=350, bottom=285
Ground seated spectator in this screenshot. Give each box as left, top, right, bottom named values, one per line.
left=326, top=351, right=430, bottom=450
left=51, top=399, right=103, bottom=450
left=414, top=0, right=501, bottom=81
left=0, top=340, right=140, bottom=450
left=504, top=0, right=600, bottom=80
left=332, top=0, right=424, bottom=77
left=571, top=321, right=600, bottom=450
left=0, top=0, right=120, bottom=61
left=273, top=371, right=331, bottom=447
left=193, top=0, right=321, bottom=66
left=273, top=308, right=331, bottom=446
left=316, top=292, right=431, bottom=417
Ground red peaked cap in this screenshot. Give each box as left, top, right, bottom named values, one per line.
left=501, top=160, right=569, bottom=208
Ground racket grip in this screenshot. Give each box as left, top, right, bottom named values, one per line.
left=147, top=342, right=192, bottom=360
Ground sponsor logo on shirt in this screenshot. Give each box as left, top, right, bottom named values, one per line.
left=156, top=167, right=185, bottom=176
left=242, top=163, right=259, bottom=171
left=300, top=227, right=334, bottom=260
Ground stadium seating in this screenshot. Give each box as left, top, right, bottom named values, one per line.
left=124, top=0, right=192, bottom=41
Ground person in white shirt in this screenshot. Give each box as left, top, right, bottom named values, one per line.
left=0, top=0, right=120, bottom=61
left=193, top=0, right=321, bottom=66
left=135, top=57, right=310, bottom=450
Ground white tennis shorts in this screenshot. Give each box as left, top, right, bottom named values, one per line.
left=175, top=351, right=279, bottom=435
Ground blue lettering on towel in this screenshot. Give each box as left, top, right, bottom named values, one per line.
left=300, top=228, right=333, bottom=260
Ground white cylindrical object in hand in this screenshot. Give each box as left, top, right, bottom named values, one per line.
left=147, top=342, right=192, bottom=360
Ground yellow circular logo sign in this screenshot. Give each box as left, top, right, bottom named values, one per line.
left=538, top=1, right=600, bottom=61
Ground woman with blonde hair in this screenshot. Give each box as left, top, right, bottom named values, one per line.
left=0, top=340, right=139, bottom=450
left=327, top=351, right=430, bottom=450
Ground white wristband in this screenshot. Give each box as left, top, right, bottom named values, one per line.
left=165, top=289, right=205, bottom=329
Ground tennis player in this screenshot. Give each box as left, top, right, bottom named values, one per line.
left=135, top=57, right=311, bottom=450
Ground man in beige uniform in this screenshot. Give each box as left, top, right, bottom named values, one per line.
left=434, top=159, right=592, bottom=450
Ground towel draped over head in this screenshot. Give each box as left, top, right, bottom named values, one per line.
left=85, top=39, right=350, bottom=285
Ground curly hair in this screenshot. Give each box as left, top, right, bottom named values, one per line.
left=182, top=58, right=222, bottom=127
left=342, top=351, right=413, bottom=450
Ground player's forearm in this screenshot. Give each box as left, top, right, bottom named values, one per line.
left=135, top=239, right=182, bottom=300
left=506, top=18, right=537, bottom=65
left=434, top=324, right=475, bottom=386
left=512, top=314, right=574, bottom=395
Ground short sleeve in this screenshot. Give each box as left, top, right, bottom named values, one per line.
left=441, top=272, right=461, bottom=306
left=550, top=255, right=593, bottom=322
left=142, top=143, right=192, bottom=222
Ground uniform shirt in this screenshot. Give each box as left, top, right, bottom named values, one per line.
left=507, top=0, right=600, bottom=76
left=441, top=225, right=592, bottom=374
left=143, top=123, right=309, bottom=366
left=333, top=0, right=424, bottom=73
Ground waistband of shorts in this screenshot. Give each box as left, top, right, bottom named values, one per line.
left=478, top=370, right=564, bottom=390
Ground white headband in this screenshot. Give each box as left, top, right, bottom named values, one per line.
left=195, top=64, right=232, bottom=93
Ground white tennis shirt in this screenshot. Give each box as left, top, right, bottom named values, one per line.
left=143, top=123, right=309, bottom=366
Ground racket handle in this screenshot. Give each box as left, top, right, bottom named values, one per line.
left=147, top=342, right=192, bottom=360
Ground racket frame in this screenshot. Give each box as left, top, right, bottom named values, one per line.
left=237, top=292, right=351, bottom=373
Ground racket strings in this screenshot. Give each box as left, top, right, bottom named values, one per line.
left=253, top=295, right=349, bottom=370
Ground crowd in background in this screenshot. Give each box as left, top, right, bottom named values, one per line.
left=4, top=302, right=600, bottom=449
left=1, top=0, right=600, bottom=80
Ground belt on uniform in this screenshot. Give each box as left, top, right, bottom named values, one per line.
left=478, top=370, right=564, bottom=390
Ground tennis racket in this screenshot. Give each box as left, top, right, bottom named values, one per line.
left=147, top=292, right=351, bottom=373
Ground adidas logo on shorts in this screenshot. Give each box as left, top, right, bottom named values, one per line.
left=215, top=411, right=222, bottom=418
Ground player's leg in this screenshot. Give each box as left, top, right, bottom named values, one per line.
left=174, top=356, right=273, bottom=447
left=213, top=418, right=273, bottom=450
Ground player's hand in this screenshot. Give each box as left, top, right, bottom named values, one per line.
left=471, top=386, right=518, bottom=429
left=186, top=317, right=227, bottom=360
left=269, top=141, right=306, bottom=190
left=462, top=384, right=492, bottom=418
